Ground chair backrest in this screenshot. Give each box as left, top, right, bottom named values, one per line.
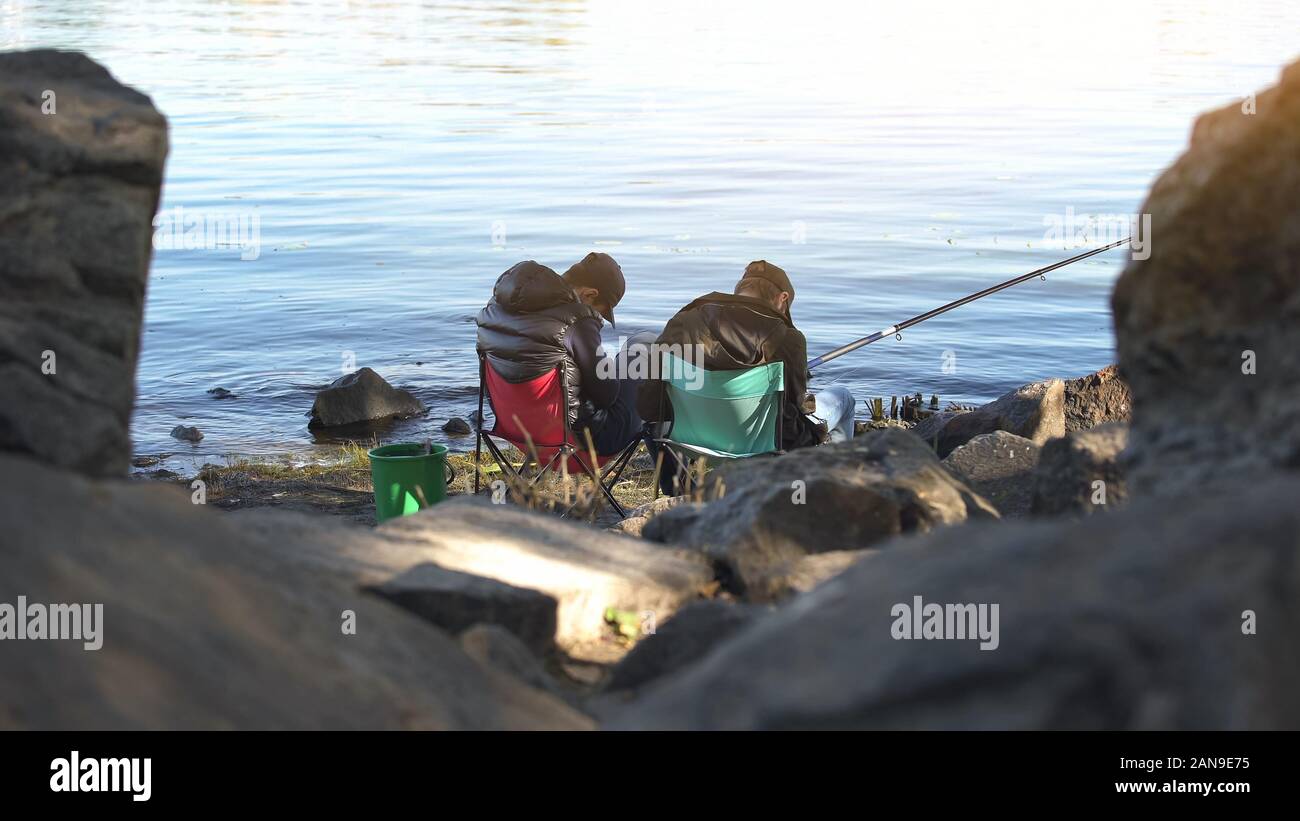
left=483, top=357, right=569, bottom=449
left=481, top=356, right=610, bottom=471
left=661, top=353, right=784, bottom=456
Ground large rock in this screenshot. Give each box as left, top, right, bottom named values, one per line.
left=603, top=601, right=762, bottom=693
left=1063, top=365, right=1131, bottom=433
left=1112, top=61, right=1300, bottom=496
left=365, top=563, right=558, bottom=657
left=607, top=495, right=690, bottom=538
left=1031, top=423, right=1129, bottom=517
left=609, top=476, right=1300, bottom=730
left=459, top=624, right=574, bottom=705
left=642, top=429, right=998, bottom=601
left=239, top=498, right=714, bottom=653
left=916, top=379, right=1065, bottom=458
left=0, top=453, right=590, bottom=729
left=941, top=431, right=1041, bottom=518
left=307, top=367, right=426, bottom=427
left=0, top=50, right=168, bottom=477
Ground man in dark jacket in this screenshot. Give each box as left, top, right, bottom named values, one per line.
left=638, top=260, right=827, bottom=452
left=475, top=253, right=643, bottom=456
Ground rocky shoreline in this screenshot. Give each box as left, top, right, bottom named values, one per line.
left=4, top=50, right=1300, bottom=729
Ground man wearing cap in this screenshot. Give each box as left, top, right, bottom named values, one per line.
left=638, top=260, right=835, bottom=458
left=475, top=252, right=646, bottom=457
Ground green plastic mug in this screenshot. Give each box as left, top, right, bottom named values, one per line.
left=368, top=443, right=456, bottom=523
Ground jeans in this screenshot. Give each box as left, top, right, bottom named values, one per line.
left=810, top=385, right=857, bottom=443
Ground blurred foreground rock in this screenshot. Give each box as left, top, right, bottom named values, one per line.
left=1113, top=61, right=1300, bottom=496
left=0, top=50, right=168, bottom=477
left=0, top=453, right=590, bottom=729
left=610, top=476, right=1300, bottom=730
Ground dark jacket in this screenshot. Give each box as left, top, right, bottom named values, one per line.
left=475, top=261, right=613, bottom=427
left=637, top=291, right=824, bottom=451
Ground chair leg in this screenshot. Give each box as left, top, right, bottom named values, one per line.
left=473, top=431, right=482, bottom=494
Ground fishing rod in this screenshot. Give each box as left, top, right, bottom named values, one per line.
left=807, top=237, right=1131, bottom=370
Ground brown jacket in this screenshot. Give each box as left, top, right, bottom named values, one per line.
left=637, top=292, right=824, bottom=450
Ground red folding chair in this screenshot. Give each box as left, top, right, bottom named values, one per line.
left=472, top=354, right=640, bottom=518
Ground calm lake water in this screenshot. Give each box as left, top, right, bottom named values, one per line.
left=5, top=0, right=1298, bottom=466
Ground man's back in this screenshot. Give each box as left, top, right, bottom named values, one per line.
left=639, top=291, right=823, bottom=450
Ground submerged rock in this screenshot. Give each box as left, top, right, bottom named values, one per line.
left=609, top=475, right=1300, bottom=730
left=941, top=431, right=1041, bottom=518
left=207, top=387, right=236, bottom=400
left=170, top=424, right=203, bottom=442
left=1031, top=423, right=1129, bottom=517
left=0, top=50, right=168, bottom=477
left=1063, top=365, right=1130, bottom=433
left=642, top=429, right=998, bottom=602
left=441, top=417, right=472, bottom=435
left=307, top=367, right=426, bottom=427
left=1112, top=60, right=1300, bottom=497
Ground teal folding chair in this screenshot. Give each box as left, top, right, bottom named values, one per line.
left=653, top=353, right=784, bottom=496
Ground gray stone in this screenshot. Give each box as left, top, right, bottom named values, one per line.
left=0, top=453, right=591, bottom=729
left=441, top=417, right=472, bottom=435
left=942, top=431, right=1041, bottom=518
left=918, top=379, right=1065, bottom=458
left=604, top=600, right=762, bottom=693
left=0, top=50, right=168, bottom=477
left=1063, top=365, right=1131, bottom=433
left=307, top=367, right=426, bottom=427
left=642, top=429, right=998, bottom=602
left=365, top=563, right=558, bottom=656
left=1031, top=423, right=1129, bottom=517
left=607, top=495, right=691, bottom=538
left=459, top=624, right=572, bottom=704
left=609, top=475, right=1300, bottom=730
left=1112, top=61, right=1300, bottom=496
left=170, top=425, right=203, bottom=442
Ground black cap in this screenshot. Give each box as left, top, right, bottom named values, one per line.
left=742, top=260, right=794, bottom=313
left=563, top=252, right=625, bottom=326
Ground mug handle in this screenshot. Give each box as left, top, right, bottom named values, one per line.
left=444, top=460, right=457, bottom=486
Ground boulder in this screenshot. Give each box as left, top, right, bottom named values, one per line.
left=0, top=453, right=591, bottom=729
left=364, top=563, right=558, bottom=657
left=607, top=495, right=691, bottom=538
left=170, top=424, right=203, bottom=442
left=1031, top=423, right=1129, bottom=517
left=441, top=417, right=472, bottom=435
left=603, top=601, right=763, bottom=693
left=459, top=624, right=573, bottom=705
left=918, top=380, right=1065, bottom=458
left=239, top=498, right=713, bottom=653
left=941, top=431, right=1041, bottom=518
left=0, top=50, right=168, bottom=477
left=1063, top=365, right=1131, bottom=433
left=642, top=429, right=998, bottom=601
left=1112, top=61, right=1300, bottom=496
left=307, top=367, right=426, bottom=427
left=609, top=475, right=1300, bottom=730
